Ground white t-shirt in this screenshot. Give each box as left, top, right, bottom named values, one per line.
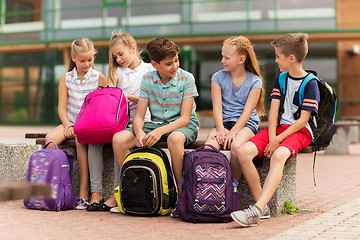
left=116, top=61, right=153, bottom=123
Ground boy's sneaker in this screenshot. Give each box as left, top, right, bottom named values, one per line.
left=260, top=205, right=271, bottom=219
left=76, top=199, right=89, bottom=210
left=110, top=206, right=121, bottom=213
left=230, top=205, right=261, bottom=227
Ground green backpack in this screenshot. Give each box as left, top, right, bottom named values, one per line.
left=115, top=147, right=177, bottom=215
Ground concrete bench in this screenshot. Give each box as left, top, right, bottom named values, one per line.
left=24, top=133, right=321, bottom=216
left=325, top=120, right=360, bottom=155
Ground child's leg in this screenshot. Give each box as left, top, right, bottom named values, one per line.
left=45, top=125, right=67, bottom=147
left=167, top=131, right=186, bottom=185
left=75, top=140, right=89, bottom=200
left=88, top=143, right=104, bottom=203
left=237, top=141, right=262, bottom=202
left=230, top=127, right=255, bottom=181
left=103, top=130, right=136, bottom=207
left=255, top=146, right=290, bottom=211
left=204, top=128, right=228, bottom=149
left=112, top=130, right=136, bottom=167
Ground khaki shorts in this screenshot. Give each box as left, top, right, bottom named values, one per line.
left=126, top=122, right=198, bottom=146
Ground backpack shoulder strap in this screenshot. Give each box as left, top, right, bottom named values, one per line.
left=278, top=71, right=288, bottom=95
left=298, top=72, right=318, bottom=106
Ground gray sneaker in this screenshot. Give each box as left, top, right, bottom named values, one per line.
left=230, top=205, right=261, bottom=227
left=260, top=205, right=270, bottom=219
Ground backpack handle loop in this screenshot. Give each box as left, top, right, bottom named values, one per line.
left=43, top=141, right=59, bottom=150
left=196, top=144, right=222, bottom=154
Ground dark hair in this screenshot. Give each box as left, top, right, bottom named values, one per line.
left=146, top=37, right=180, bottom=63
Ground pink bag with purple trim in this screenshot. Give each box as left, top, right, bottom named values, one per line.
left=74, top=87, right=129, bottom=144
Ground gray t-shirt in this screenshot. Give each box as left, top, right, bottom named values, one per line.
left=211, top=70, right=262, bottom=130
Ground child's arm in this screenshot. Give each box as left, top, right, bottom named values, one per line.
left=211, top=81, right=226, bottom=146
left=125, top=94, right=139, bottom=103
left=98, top=73, right=107, bottom=88
left=143, top=97, right=194, bottom=147
left=224, top=88, right=261, bottom=149
left=264, top=107, right=311, bottom=158
left=57, top=75, right=74, bottom=139
left=132, top=99, right=149, bottom=147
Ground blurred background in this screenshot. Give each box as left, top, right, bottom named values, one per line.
left=0, top=0, right=359, bottom=126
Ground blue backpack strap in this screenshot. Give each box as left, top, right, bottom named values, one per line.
left=278, top=72, right=288, bottom=95
left=298, top=73, right=318, bottom=106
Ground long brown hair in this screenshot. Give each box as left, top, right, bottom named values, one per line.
left=68, top=38, right=97, bottom=72
left=108, top=31, right=141, bottom=86
left=223, top=36, right=265, bottom=117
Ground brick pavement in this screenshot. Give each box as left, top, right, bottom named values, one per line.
left=0, top=127, right=360, bottom=239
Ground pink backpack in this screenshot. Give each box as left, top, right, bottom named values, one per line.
left=74, top=87, right=129, bottom=144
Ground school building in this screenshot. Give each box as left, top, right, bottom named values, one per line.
left=0, top=0, right=359, bottom=125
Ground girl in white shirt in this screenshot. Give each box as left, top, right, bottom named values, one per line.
left=87, top=32, right=153, bottom=211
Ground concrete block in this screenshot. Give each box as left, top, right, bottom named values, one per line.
left=325, top=126, right=350, bottom=155
left=0, top=144, right=41, bottom=182
left=349, top=125, right=360, bottom=143
left=238, top=156, right=297, bottom=216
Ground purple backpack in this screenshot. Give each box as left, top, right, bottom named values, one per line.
left=176, top=144, right=240, bottom=222
left=23, top=142, right=79, bottom=211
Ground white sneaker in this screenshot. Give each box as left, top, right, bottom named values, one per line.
left=260, top=205, right=271, bottom=219
left=110, top=206, right=121, bottom=213
left=230, top=205, right=261, bottom=227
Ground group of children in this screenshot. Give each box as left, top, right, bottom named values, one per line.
left=45, top=31, right=319, bottom=227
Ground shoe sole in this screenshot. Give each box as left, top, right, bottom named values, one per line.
left=260, top=215, right=271, bottom=219
left=230, top=213, right=258, bottom=227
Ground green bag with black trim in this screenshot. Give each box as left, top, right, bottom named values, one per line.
left=114, top=147, right=177, bottom=216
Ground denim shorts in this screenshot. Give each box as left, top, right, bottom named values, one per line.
left=221, top=121, right=258, bottom=135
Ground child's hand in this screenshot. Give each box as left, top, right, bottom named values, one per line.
left=143, top=128, right=162, bottom=147
left=63, top=125, right=75, bottom=139
left=213, top=128, right=226, bottom=146
left=264, top=138, right=280, bottom=158
left=135, top=131, right=146, bottom=147
left=223, top=130, right=237, bottom=150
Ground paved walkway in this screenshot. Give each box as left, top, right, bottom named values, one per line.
left=0, top=126, right=360, bottom=239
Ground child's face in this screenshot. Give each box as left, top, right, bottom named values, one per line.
left=153, top=54, right=180, bottom=82
left=274, top=47, right=291, bottom=72
left=72, top=52, right=94, bottom=74
left=112, top=43, right=137, bottom=69
left=221, top=44, right=243, bottom=72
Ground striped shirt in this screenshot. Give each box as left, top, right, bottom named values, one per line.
left=66, top=67, right=100, bottom=124
left=139, top=68, right=200, bottom=128
left=270, top=74, right=319, bottom=136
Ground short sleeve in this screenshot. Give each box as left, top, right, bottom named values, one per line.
left=269, top=75, right=282, bottom=100
left=302, top=79, right=319, bottom=115
left=183, top=73, right=199, bottom=99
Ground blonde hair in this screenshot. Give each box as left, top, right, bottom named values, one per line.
left=108, top=31, right=141, bottom=86
left=68, top=38, right=97, bottom=72
left=271, top=33, right=309, bottom=63
left=223, top=36, right=265, bottom=117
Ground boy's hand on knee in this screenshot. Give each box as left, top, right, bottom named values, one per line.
left=143, top=129, right=162, bottom=147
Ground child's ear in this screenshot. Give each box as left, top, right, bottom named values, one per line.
left=289, top=54, right=296, bottom=62
left=150, top=59, right=158, bottom=69
left=239, top=56, right=246, bottom=64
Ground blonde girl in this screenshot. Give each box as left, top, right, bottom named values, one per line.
left=45, top=38, right=107, bottom=209
left=204, top=35, right=265, bottom=181
left=87, top=31, right=152, bottom=211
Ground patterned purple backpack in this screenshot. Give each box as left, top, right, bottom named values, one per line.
left=176, top=144, right=240, bottom=222
left=23, top=142, right=79, bottom=211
